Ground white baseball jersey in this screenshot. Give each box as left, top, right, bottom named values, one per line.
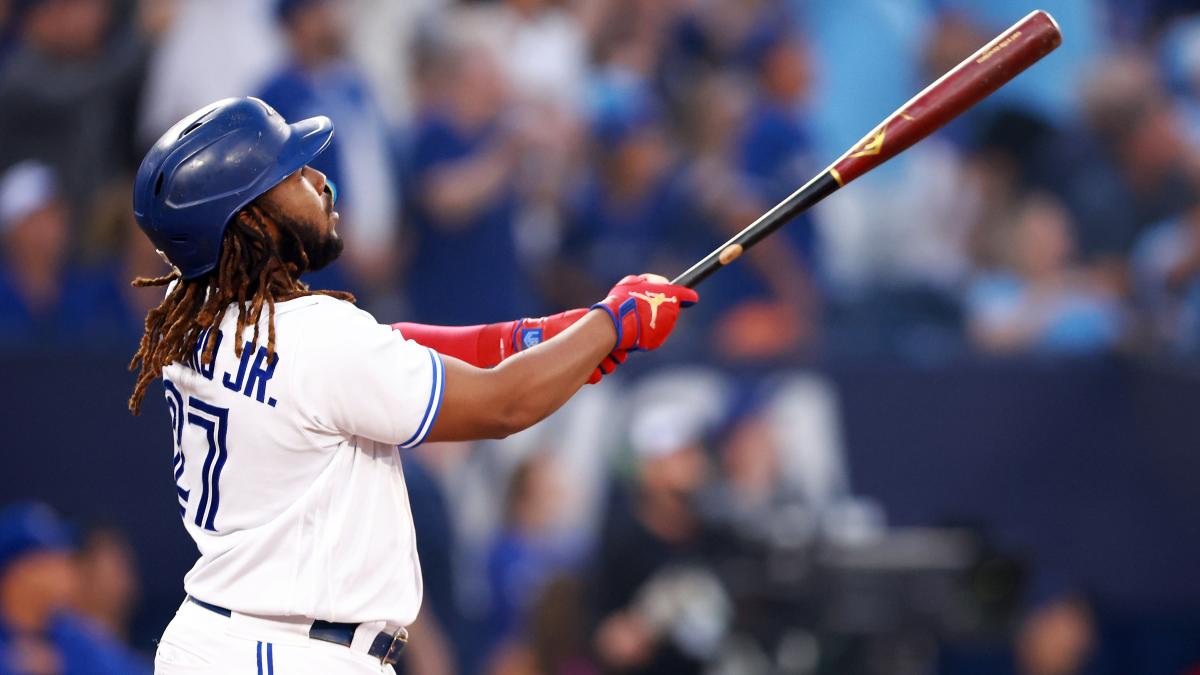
left=159, top=294, right=445, bottom=626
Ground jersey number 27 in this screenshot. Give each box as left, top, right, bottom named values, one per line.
left=164, top=380, right=229, bottom=532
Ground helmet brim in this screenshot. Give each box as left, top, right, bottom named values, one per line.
left=276, top=115, right=334, bottom=179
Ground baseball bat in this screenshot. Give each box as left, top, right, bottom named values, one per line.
left=672, top=9, right=1063, bottom=288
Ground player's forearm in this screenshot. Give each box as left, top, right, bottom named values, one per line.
left=425, top=310, right=615, bottom=442
left=487, top=311, right=615, bottom=432
left=425, top=274, right=694, bottom=443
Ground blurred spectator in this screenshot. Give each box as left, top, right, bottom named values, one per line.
left=554, top=83, right=696, bottom=307
left=673, top=74, right=783, bottom=353
left=70, top=526, right=139, bottom=645
left=713, top=22, right=823, bottom=357
left=478, top=0, right=588, bottom=111
left=1014, top=595, right=1096, bottom=675
left=343, top=0, right=447, bottom=127
left=482, top=455, right=582, bottom=668
left=942, top=581, right=1098, bottom=675
left=583, top=0, right=678, bottom=89
left=737, top=23, right=814, bottom=201
left=400, top=447, right=461, bottom=675
left=404, top=38, right=530, bottom=324
left=1048, top=52, right=1199, bottom=265
left=95, top=182, right=166, bottom=322
left=700, top=402, right=793, bottom=540
left=488, top=576, right=597, bottom=675
left=1132, top=192, right=1200, bottom=354
left=0, top=0, right=145, bottom=247
left=0, top=502, right=148, bottom=674
left=1160, top=15, right=1200, bottom=154
left=450, top=1, right=591, bottom=292
left=966, top=193, right=1124, bottom=355
left=0, top=162, right=132, bottom=347
left=138, top=0, right=283, bottom=145
left=258, top=0, right=402, bottom=300
left=590, top=400, right=716, bottom=675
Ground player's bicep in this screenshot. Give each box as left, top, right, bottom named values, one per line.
left=301, top=318, right=447, bottom=446
left=423, top=356, right=520, bottom=443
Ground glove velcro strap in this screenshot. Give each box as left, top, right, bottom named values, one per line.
left=617, top=297, right=641, bottom=351
left=588, top=302, right=622, bottom=351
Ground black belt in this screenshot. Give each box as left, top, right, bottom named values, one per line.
left=187, top=596, right=408, bottom=665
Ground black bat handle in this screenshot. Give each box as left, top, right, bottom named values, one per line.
left=671, top=172, right=842, bottom=288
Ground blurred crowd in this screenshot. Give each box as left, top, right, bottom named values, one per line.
left=1, top=368, right=1126, bottom=675
left=2, top=0, right=1200, bottom=362
left=4, top=0, right=1200, bottom=674
left=0, top=503, right=149, bottom=674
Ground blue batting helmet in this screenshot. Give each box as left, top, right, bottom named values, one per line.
left=132, top=97, right=334, bottom=279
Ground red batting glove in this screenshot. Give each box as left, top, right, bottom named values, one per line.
left=591, top=274, right=699, bottom=351
left=587, top=349, right=628, bottom=384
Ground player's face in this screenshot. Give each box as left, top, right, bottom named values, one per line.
left=257, top=166, right=343, bottom=272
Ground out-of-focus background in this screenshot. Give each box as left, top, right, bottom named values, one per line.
left=2, top=0, right=1200, bottom=673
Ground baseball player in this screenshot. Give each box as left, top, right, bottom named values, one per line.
left=126, top=96, right=696, bottom=674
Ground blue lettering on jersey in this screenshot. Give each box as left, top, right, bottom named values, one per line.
left=223, top=341, right=251, bottom=393
left=187, top=328, right=223, bottom=380
left=163, top=379, right=190, bottom=518
left=222, top=341, right=280, bottom=407
left=245, top=347, right=279, bottom=407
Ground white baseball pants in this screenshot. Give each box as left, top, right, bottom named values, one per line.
left=154, top=599, right=394, bottom=674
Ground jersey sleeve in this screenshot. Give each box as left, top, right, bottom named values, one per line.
left=297, top=307, right=446, bottom=448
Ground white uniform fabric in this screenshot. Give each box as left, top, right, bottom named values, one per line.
left=155, top=599, right=393, bottom=674
left=158, top=295, right=444, bottom=628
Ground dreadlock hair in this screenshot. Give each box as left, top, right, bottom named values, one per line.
left=128, top=203, right=355, bottom=415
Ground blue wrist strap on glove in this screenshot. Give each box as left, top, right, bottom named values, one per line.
left=589, top=299, right=641, bottom=351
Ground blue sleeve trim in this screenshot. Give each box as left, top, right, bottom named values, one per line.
left=400, top=348, right=445, bottom=448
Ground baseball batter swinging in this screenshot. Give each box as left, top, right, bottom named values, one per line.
left=128, top=97, right=697, bottom=673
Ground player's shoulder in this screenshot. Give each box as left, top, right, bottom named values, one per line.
left=279, top=294, right=373, bottom=323
left=282, top=295, right=392, bottom=348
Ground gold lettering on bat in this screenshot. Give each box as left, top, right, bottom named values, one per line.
left=976, top=30, right=1022, bottom=64
left=900, top=112, right=915, bottom=121
left=850, top=127, right=886, bottom=158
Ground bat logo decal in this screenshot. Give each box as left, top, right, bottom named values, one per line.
left=850, top=127, right=887, bottom=158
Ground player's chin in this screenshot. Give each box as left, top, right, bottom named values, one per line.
left=306, top=233, right=344, bottom=273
